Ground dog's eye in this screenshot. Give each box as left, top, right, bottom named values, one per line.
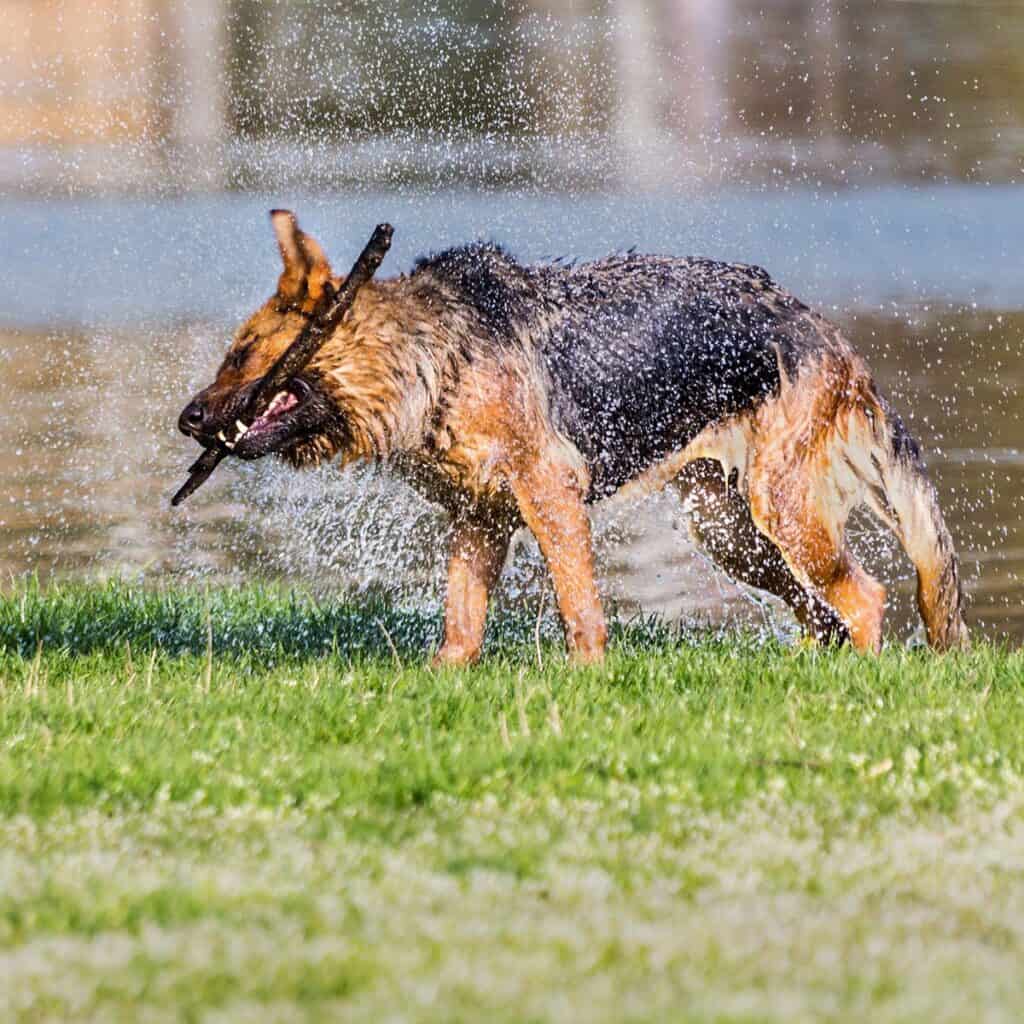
left=227, top=345, right=249, bottom=370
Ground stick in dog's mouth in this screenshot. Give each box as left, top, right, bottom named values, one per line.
left=171, top=221, right=393, bottom=507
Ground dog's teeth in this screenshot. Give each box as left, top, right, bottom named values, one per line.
left=235, top=420, right=249, bottom=437
left=217, top=431, right=227, bottom=442
left=225, top=440, right=235, bottom=450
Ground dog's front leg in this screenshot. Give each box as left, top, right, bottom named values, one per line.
left=433, top=513, right=511, bottom=667
left=510, top=457, right=607, bottom=665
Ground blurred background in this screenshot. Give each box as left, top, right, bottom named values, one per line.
left=4, top=0, right=1024, bottom=192
left=1, top=0, right=1022, bottom=642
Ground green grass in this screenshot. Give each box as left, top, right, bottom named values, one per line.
left=1, top=580, right=1022, bottom=1022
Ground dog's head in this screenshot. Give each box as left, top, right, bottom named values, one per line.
left=178, top=211, right=355, bottom=465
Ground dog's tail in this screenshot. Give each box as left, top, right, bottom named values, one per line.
left=853, top=397, right=969, bottom=651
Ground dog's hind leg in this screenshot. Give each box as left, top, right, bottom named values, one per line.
left=745, top=452, right=886, bottom=653
left=676, top=460, right=849, bottom=644
left=434, top=512, right=513, bottom=667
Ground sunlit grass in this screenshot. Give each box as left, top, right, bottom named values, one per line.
left=0, top=580, right=1022, bottom=1021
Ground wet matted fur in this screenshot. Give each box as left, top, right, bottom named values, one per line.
left=179, top=211, right=969, bottom=664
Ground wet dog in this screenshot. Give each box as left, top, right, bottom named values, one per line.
left=179, top=211, right=968, bottom=663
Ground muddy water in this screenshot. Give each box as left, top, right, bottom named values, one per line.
left=1, top=192, right=1022, bottom=643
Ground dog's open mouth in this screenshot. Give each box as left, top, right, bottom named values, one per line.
left=218, top=379, right=313, bottom=459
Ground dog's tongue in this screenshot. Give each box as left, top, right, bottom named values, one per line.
left=269, top=390, right=299, bottom=415
left=251, top=389, right=299, bottom=427
left=238, top=389, right=302, bottom=444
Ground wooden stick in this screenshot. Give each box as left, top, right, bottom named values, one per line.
left=170, top=447, right=224, bottom=507
left=171, top=222, right=393, bottom=507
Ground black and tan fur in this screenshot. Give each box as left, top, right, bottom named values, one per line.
left=179, top=211, right=969, bottom=664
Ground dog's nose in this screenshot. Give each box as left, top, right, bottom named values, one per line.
left=178, top=400, right=207, bottom=437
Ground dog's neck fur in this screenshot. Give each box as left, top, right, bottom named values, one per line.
left=296, top=279, right=464, bottom=467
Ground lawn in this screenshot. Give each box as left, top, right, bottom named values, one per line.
left=1, top=580, right=1022, bottom=1022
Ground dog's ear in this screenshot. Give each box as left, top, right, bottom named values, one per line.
left=270, top=209, right=334, bottom=307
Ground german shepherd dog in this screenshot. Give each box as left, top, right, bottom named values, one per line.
left=179, top=211, right=968, bottom=664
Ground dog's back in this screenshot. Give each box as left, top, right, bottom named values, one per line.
left=537, top=254, right=823, bottom=498
left=413, top=245, right=838, bottom=498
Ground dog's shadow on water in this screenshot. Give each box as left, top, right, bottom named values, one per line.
left=0, top=578, right=702, bottom=666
